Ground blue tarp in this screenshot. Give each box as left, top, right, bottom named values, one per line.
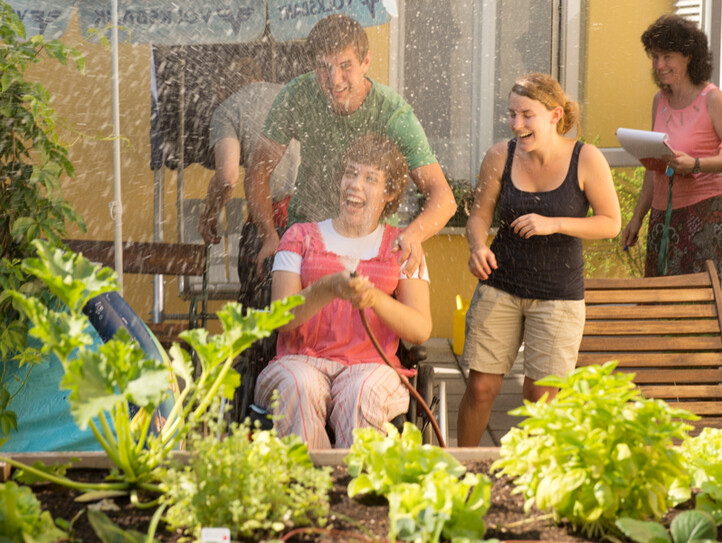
left=2, top=331, right=103, bottom=452
left=2, top=292, right=176, bottom=452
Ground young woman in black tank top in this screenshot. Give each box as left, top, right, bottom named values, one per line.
left=457, top=73, right=621, bottom=447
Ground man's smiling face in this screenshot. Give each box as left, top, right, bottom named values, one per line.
left=315, top=45, right=371, bottom=115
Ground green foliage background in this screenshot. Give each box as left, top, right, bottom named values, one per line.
left=584, top=167, right=648, bottom=278
left=0, top=1, right=85, bottom=438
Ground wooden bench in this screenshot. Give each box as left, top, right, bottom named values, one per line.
left=577, top=260, right=722, bottom=433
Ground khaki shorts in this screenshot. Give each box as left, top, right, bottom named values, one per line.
left=460, top=284, right=585, bottom=381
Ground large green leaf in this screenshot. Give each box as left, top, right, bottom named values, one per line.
left=8, top=290, right=91, bottom=361
left=616, top=517, right=671, bottom=543
left=61, top=330, right=169, bottom=429
left=180, top=297, right=303, bottom=377
left=22, top=239, right=118, bottom=313
left=669, top=510, right=718, bottom=543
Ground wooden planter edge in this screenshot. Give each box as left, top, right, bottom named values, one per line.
left=1, top=447, right=501, bottom=477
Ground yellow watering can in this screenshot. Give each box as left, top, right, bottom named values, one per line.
left=453, top=294, right=470, bottom=356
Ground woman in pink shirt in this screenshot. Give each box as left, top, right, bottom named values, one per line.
left=622, top=14, right=722, bottom=280
left=253, top=135, right=432, bottom=449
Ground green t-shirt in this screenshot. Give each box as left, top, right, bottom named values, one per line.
left=263, top=73, right=437, bottom=225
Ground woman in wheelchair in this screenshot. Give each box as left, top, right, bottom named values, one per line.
left=253, top=135, right=433, bottom=449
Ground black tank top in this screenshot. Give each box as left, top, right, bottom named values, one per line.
left=484, top=138, right=589, bottom=300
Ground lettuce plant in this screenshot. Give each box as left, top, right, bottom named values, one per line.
left=682, top=427, right=722, bottom=524
left=0, top=480, right=67, bottom=543
left=346, top=422, right=493, bottom=542
left=346, top=421, right=466, bottom=497
left=161, top=413, right=332, bottom=540
left=1, top=239, right=301, bottom=505
left=492, top=361, right=696, bottom=540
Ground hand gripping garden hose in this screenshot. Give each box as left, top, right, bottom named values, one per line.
left=356, top=306, right=446, bottom=448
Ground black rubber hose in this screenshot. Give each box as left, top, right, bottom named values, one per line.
left=356, top=307, right=446, bottom=448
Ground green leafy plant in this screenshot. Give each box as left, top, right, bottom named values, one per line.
left=346, top=422, right=493, bottom=542
left=682, top=428, right=722, bottom=524
left=416, top=178, right=474, bottom=228
left=617, top=510, right=721, bottom=543
left=161, top=413, right=332, bottom=541
left=0, top=0, right=86, bottom=439
left=584, top=166, right=647, bottom=278
left=0, top=480, right=67, bottom=543
left=492, top=361, right=696, bottom=540
left=2, top=239, right=301, bottom=505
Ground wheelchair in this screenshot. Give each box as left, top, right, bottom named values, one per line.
left=232, top=331, right=440, bottom=445
left=182, top=223, right=443, bottom=445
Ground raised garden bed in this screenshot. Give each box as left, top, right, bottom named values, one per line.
left=20, top=453, right=588, bottom=542
left=9, top=449, right=721, bottom=542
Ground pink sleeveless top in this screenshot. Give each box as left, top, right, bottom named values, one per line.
left=273, top=222, right=412, bottom=375
left=652, top=83, right=722, bottom=210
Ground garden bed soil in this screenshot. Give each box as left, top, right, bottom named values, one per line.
left=30, top=460, right=719, bottom=542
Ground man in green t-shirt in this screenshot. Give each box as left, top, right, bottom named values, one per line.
left=202, top=14, right=455, bottom=278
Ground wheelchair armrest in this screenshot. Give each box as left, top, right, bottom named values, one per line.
left=398, top=340, right=428, bottom=370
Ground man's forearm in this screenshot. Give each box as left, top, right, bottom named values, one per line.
left=245, top=136, right=286, bottom=237
left=244, top=167, right=276, bottom=236
left=204, top=174, right=234, bottom=215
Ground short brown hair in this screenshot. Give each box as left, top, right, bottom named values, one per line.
left=641, top=14, right=712, bottom=87
left=306, top=14, right=369, bottom=64
left=510, top=72, right=581, bottom=136
left=339, top=134, right=409, bottom=220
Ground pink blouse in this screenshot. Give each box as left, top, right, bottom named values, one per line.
left=652, top=83, right=722, bottom=210
left=273, top=222, right=414, bottom=375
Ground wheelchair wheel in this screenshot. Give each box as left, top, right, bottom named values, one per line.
left=415, top=364, right=436, bottom=444
left=232, top=331, right=276, bottom=424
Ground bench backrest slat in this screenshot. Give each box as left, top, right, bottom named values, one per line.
left=580, top=261, right=722, bottom=432
left=578, top=351, right=722, bottom=367
left=586, top=305, right=718, bottom=319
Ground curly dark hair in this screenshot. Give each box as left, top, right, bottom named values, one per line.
left=641, top=14, right=712, bottom=87
left=337, top=134, right=410, bottom=220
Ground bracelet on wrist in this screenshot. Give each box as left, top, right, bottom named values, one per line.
left=692, top=157, right=701, bottom=174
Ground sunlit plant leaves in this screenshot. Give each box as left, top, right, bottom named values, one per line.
left=492, top=361, right=697, bottom=540
left=21, top=239, right=119, bottom=314
left=681, top=427, right=722, bottom=524
left=345, top=422, right=491, bottom=542
left=161, top=418, right=331, bottom=540
left=7, top=290, right=91, bottom=361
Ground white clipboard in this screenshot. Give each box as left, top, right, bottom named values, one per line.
left=617, top=128, right=674, bottom=172
left=615, top=127, right=676, bottom=172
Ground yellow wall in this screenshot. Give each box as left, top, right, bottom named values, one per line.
left=424, top=231, right=477, bottom=339
left=583, top=0, right=673, bottom=146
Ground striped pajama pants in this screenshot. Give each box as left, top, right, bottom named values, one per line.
left=253, top=354, right=409, bottom=449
